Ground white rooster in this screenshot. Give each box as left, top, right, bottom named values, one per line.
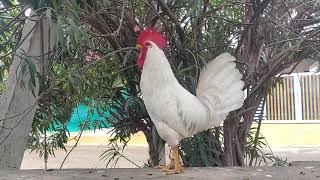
left=136, top=28, right=245, bottom=174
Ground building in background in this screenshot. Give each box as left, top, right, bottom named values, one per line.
left=257, top=59, right=320, bottom=146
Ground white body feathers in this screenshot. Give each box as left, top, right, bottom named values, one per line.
left=140, top=42, right=245, bottom=147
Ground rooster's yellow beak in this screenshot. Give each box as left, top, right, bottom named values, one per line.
left=136, top=44, right=143, bottom=49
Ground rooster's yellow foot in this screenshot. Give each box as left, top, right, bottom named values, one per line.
left=155, top=161, right=174, bottom=171
left=163, top=165, right=184, bottom=175
left=163, top=145, right=184, bottom=175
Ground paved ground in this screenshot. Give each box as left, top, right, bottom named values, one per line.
left=10, top=146, right=320, bottom=179
left=271, top=147, right=320, bottom=162
left=21, top=145, right=320, bottom=169
left=2, top=166, right=320, bottom=180
left=21, top=145, right=150, bottom=169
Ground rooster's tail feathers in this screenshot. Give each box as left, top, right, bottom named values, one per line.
left=196, top=53, right=244, bottom=126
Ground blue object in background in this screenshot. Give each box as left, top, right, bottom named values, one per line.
left=67, top=104, right=110, bottom=132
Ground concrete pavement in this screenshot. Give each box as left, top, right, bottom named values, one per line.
left=2, top=166, right=320, bottom=180
left=21, top=146, right=320, bottom=169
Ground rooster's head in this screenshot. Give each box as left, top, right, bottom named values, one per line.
left=136, top=28, right=167, bottom=68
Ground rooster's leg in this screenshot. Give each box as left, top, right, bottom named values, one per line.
left=156, top=148, right=174, bottom=170
left=158, top=160, right=174, bottom=171
left=160, top=145, right=184, bottom=175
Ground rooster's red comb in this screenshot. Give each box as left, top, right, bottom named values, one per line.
left=137, top=28, right=167, bottom=49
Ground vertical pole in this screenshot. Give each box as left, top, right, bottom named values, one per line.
left=293, top=73, right=303, bottom=121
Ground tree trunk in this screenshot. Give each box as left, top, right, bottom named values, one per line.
left=222, top=118, right=233, bottom=166
left=143, top=126, right=166, bottom=166
left=152, top=126, right=166, bottom=165
left=0, top=12, right=55, bottom=169
left=222, top=0, right=270, bottom=166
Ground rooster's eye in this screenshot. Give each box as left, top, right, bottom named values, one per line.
left=145, top=42, right=152, bottom=48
